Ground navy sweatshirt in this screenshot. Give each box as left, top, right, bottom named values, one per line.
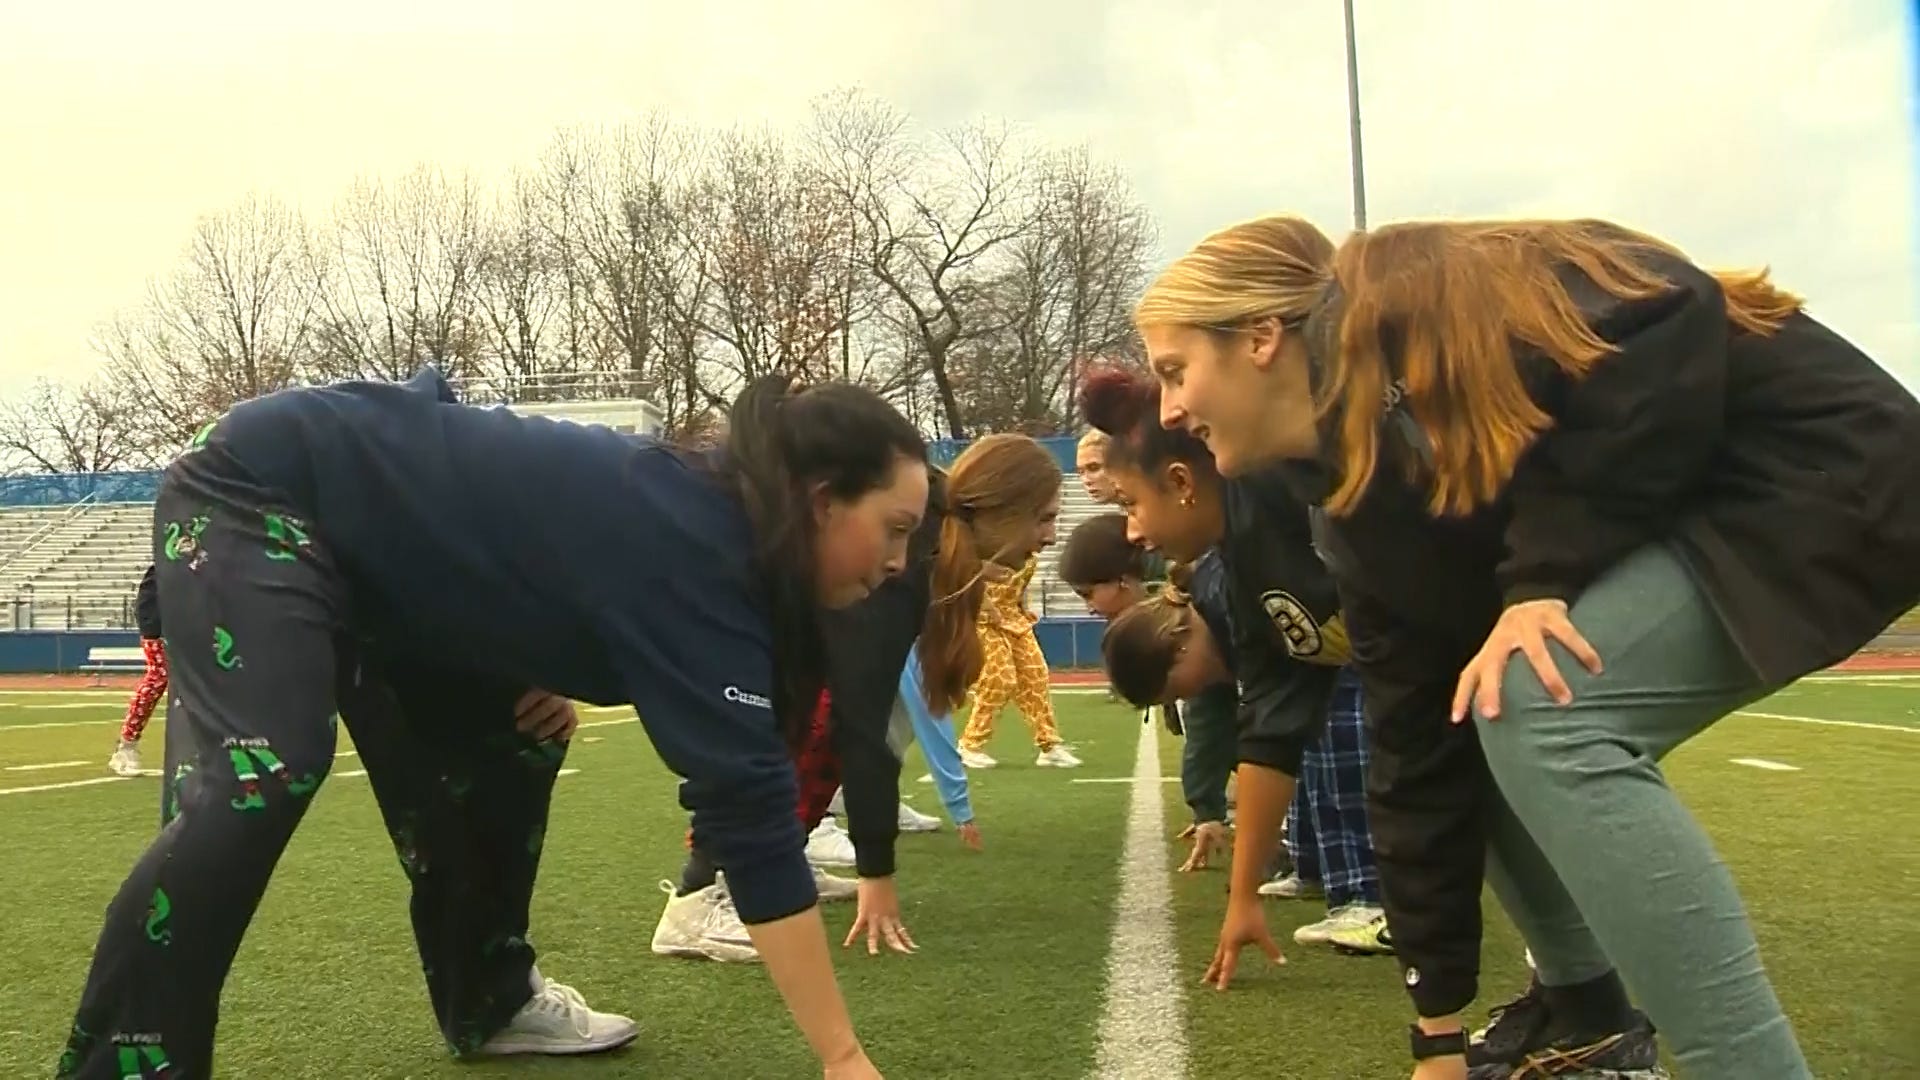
left=212, top=367, right=814, bottom=924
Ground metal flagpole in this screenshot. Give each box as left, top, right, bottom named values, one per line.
left=1342, top=0, right=1368, bottom=230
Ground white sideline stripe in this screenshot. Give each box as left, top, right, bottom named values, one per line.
left=0, top=718, right=154, bottom=732
left=1092, top=718, right=1188, bottom=1080
left=1071, top=776, right=1181, bottom=785
left=1736, top=710, right=1918, bottom=736
left=1730, top=757, right=1801, bottom=772
left=5, top=759, right=88, bottom=771
left=0, top=775, right=133, bottom=796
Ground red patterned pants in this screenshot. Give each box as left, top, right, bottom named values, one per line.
left=119, top=638, right=168, bottom=744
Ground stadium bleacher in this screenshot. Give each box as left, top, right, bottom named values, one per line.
left=0, top=502, right=152, bottom=630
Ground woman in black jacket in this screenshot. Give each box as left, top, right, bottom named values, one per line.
left=1133, top=214, right=1920, bottom=1079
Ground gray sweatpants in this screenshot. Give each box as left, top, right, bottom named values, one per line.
left=1476, top=543, right=1811, bottom=1079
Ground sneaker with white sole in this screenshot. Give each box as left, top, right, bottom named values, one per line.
left=1035, top=745, right=1082, bottom=768
left=897, top=801, right=941, bottom=833
left=958, top=748, right=997, bottom=769
left=805, top=817, right=857, bottom=867
left=1328, top=912, right=1396, bottom=956
left=475, top=973, right=640, bottom=1056
left=1293, top=903, right=1384, bottom=946
left=815, top=866, right=859, bottom=903
left=650, top=880, right=760, bottom=963
left=107, top=741, right=142, bottom=777
left=1258, top=872, right=1325, bottom=900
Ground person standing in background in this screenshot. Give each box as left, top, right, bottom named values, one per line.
left=108, top=564, right=165, bottom=777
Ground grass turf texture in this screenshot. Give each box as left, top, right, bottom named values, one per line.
left=1, top=681, right=1916, bottom=1077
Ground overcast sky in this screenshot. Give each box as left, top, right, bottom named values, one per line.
left=2, top=0, right=1914, bottom=399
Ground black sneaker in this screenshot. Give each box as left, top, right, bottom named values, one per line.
left=1469, top=980, right=1550, bottom=1068
left=1468, top=1010, right=1667, bottom=1079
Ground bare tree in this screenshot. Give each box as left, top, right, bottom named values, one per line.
left=54, top=88, right=1163, bottom=454
left=543, top=117, right=714, bottom=426
left=0, top=377, right=150, bottom=474
left=99, top=195, right=312, bottom=447
left=684, top=129, right=855, bottom=389
left=808, top=91, right=1036, bottom=436
left=471, top=169, right=564, bottom=391
left=978, top=148, right=1157, bottom=430
left=305, top=167, right=488, bottom=382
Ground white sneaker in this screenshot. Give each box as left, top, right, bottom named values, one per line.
left=1257, top=872, right=1325, bottom=900
left=958, top=748, right=997, bottom=769
left=649, top=880, right=759, bottom=963
left=475, top=973, right=639, bottom=1056
left=897, top=801, right=941, bottom=833
left=1293, top=903, right=1384, bottom=946
left=814, top=866, right=859, bottom=903
left=108, top=741, right=142, bottom=777
left=1035, top=745, right=1082, bottom=768
left=805, top=818, right=857, bottom=868
left=916, top=772, right=935, bottom=784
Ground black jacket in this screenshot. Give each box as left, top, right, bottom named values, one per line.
left=822, top=472, right=947, bottom=879
left=1296, top=243, right=1920, bottom=1016
left=1215, top=471, right=1346, bottom=777
left=134, top=564, right=162, bottom=640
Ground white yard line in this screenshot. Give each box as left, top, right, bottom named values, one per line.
left=1091, top=720, right=1188, bottom=1080
left=0, top=775, right=136, bottom=796
left=1736, top=710, right=1918, bottom=736
left=1729, top=757, right=1801, bottom=772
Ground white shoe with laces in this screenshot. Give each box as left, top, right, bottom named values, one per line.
left=475, top=971, right=639, bottom=1056
left=805, top=818, right=858, bottom=867
left=958, top=747, right=997, bottom=769
left=1293, top=903, right=1384, bottom=946
left=815, top=866, right=860, bottom=902
left=650, top=880, right=760, bottom=963
left=108, top=742, right=142, bottom=777
left=897, top=801, right=941, bottom=833
left=1035, top=745, right=1082, bottom=768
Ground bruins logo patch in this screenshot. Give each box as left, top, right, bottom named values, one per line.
left=1260, top=591, right=1351, bottom=666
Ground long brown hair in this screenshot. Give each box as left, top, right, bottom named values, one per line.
left=1320, top=219, right=1803, bottom=516
left=918, top=434, right=1062, bottom=716
left=1102, top=593, right=1194, bottom=706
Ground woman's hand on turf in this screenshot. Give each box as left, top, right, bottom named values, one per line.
left=957, top=822, right=984, bottom=851
left=1179, top=821, right=1231, bottom=873
left=514, top=690, right=577, bottom=742
left=1451, top=599, right=1602, bottom=724
left=1203, top=900, right=1283, bottom=990
left=844, top=877, right=917, bottom=956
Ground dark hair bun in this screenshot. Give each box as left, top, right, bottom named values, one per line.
left=1078, top=364, right=1154, bottom=439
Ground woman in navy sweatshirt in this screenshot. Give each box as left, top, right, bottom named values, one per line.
left=56, top=367, right=926, bottom=1080
left=1134, top=214, right=1920, bottom=1079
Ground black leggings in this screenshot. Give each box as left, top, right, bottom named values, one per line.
left=58, top=446, right=568, bottom=1079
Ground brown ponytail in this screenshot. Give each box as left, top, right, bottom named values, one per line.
left=917, top=434, right=1062, bottom=716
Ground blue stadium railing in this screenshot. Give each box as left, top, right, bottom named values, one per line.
left=0, top=470, right=162, bottom=509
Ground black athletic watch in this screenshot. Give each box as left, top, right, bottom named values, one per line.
left=1408, top=1025, right=1468, bottom=1062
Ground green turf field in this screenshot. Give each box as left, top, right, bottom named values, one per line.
left=0, top=678, right=1914, bottom=1077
